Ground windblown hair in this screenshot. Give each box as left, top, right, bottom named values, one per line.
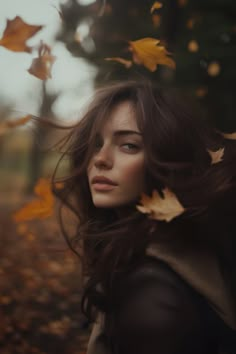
left=52, top=80, right=236, bottom=322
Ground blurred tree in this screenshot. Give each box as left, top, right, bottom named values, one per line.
left=27, top=85, right=57, bottom=193
left=57, top=0, right=236, bottom=130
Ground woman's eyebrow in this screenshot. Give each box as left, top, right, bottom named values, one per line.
left=113, top=130, right=142, bottom=136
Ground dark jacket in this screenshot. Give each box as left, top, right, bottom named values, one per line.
left=86, top=242, right=236, bottom=354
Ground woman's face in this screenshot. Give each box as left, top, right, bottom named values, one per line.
left=87, top=100, right=145, bottom=209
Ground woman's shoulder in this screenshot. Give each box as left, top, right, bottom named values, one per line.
left=107, top=256, right=219, bottom=354
left=115, top=255, right=201, bottom=298
left=111, top=254, right=209, bottom=320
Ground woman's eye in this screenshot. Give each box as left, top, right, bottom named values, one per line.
left=94, top=139, right=103, bottom=150
left=121, top=143, right=139, bottom=151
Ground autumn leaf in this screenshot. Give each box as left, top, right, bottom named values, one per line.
left=129, top=37, right=176, bottom=72
left=136, top=188, right=185, bottom=222
left=150, top=1, right=163, bottom=14
left=207, top=147, right=225, bottom=165
left=0, top=115, right=31, bottom=136
left=221, top=131, right=236, bottom=140
left=13, top=178, right=57, bottom=222
left=105, top=57, right=133, bottom=68
left=0, top=16, right=43, bottom=53
left=28, top=42, right=56, bottom=80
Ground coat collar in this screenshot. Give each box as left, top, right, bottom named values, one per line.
left=146, top=242, right=236, bottom=331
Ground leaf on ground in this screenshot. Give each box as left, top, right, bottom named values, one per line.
left=28, top=42, right=56, bottom=80
left=150, top=2, right=163, bottom=14
left=39, top=317, right=72, bottom=337
left=0, top=16, right=43, bottom=53
left=129, top=37, right=176, bottom=72
left=0, top=115, right=31, bottom=136
left=207, top=147, right=225, bottom=165
left=105, top=57, right=133, bottom=68
left=136, top=188, right=185, bottom=222
left=13, top=178, right=56, bottom=222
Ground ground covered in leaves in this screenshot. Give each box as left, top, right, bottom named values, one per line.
left=0, top=207, right=90, bottom=354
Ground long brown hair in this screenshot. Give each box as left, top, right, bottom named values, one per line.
left=52, top=80, right=236, bottom=321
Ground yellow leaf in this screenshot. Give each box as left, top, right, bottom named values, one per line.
left=150, top=2, right=163, bottom=14
left=129, top=37, right=176, bottom=72
left=136, top=188, right=185, bottom=222
left=0, top=16, right=43, bottom=53
left=105, top=57, right=133, bottom=68
left=13, top=178, right=55, bottom=222
left=28, top=42, right=56, bottom=80
left=207, top=148, right=225, bottom=165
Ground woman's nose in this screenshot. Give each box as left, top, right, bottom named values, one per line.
left=94, top=145, right=113, bottom=169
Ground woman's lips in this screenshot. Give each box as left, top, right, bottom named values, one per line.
left=92, top=183, right=117, bottom=191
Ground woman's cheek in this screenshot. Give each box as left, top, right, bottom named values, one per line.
left=120, top=157, right=145, bottom=183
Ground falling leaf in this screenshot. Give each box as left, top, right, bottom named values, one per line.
left=221, top=131, right=236, bottom=140
left=0, top=16, right=43, bottom=53
left=207, top=147, right=225, bottom=165
left=13, top=178, right=55, bottom=222
left=136, top=188, right=185, bottom=222
left=152, top=14, right=161, bottom=27
left=28, top=42, right=56, bottom=80
left=0, top=115, right=31, bottom=136
left=188, top=40, right=199, bottom=52
left=105, top=57, right=133, bottom=68
left=39, top=316, right=72, bottom=337
left=207, top=61, right=221, bottom=77
left=150, top=1, right=163, bottom=14
left=129, top=37, right=176, bottom=72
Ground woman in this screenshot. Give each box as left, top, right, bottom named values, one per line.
left=53, top=80, right=236, bottom=354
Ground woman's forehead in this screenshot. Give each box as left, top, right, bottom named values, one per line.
left=99, top=101, right=139, bottom=134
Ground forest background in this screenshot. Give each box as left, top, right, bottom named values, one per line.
left=0, top=0, right=235, bottom=353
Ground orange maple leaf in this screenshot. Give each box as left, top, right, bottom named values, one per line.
left=129, top=37, right=176, bottom=72
left=28, top=42, right=56, bottom=80
left=136, top=188, right=185, bottom=222
left=0, top=16, right=43, bottom=53
left=13, top=178, right=62, bottom=222
left=105, top=57, right=133, bottom=68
